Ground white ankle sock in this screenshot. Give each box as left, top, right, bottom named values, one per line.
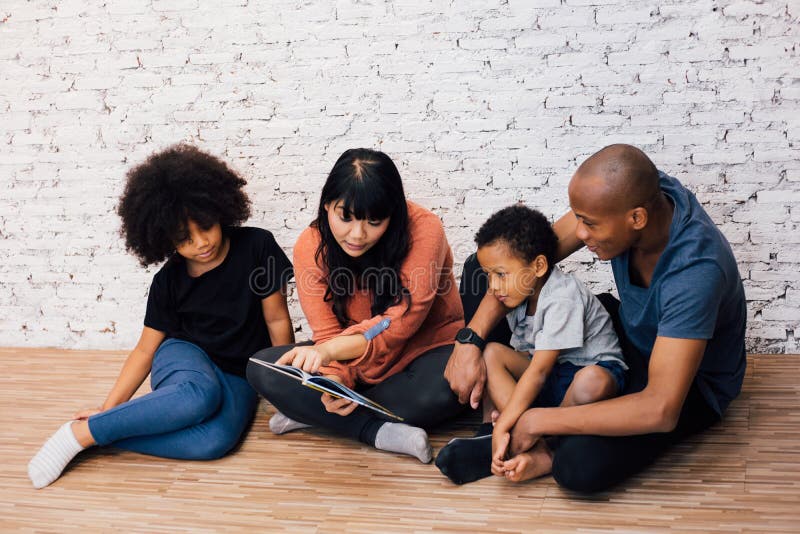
left=374, top=422, right=432, bottom=463
left=269, top=412, right=311, bottom=435
left=28, top=422, right=87, bottom=489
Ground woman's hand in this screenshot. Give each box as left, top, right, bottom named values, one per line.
left=318, top=374, right=358, bottom=416
left=320, top=393, right=359, bottom=417
left=73, top=406, right=103, bottom=420
left=277, top=345, right=332, bottom=373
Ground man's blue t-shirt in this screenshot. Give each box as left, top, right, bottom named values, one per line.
left=611, top=172, right=747, bottom=415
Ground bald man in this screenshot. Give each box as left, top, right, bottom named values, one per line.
left=439, top=144, right=746, bottom=491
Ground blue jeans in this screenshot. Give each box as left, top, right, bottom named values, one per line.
left=88, top=339, right=258, bottom=460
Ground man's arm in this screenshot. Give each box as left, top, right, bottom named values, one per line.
left=509, top=336, right=706, bottom=455
left=552, top=210, right=584, bottom=263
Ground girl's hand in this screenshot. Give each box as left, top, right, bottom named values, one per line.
left=73, top=406, right=103, bottom=420
left=320, top=393, right=358, bottom=417
left=277, top=345, right=332, bottom=373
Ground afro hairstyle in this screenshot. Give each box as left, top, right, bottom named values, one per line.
left=117, top=144, right=251, bottom=266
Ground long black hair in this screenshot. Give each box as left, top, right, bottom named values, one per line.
left=314, top=148, right=411, bottom=327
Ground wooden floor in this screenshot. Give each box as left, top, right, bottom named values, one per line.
left=2, top=348, right=799, bottom=533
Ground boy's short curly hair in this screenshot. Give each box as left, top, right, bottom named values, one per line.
left=118, top=144, right=251, bottom=266
left=475, top=204, right=558, bottom=267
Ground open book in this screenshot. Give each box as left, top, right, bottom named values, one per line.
left=248, top=359, right=403, bottom=421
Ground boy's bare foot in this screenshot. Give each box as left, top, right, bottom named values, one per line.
left=502, top=439, right=553, bottom=483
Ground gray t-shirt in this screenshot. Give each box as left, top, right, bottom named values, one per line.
left=507, top=266, right=626, bottom=369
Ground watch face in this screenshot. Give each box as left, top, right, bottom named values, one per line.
left=456, top=328, right=473, bottom=343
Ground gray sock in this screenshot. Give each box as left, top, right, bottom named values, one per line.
left=374, top=422, right=432, bottom=463
left=269, top=412, right=311, bottom=435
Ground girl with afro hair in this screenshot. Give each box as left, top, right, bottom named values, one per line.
left=29, top=145, right=294, bottom=489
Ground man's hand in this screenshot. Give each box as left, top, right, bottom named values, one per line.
left=444, top=342, right=486, bottom=409
left=509, top=408, right=542, bottom=456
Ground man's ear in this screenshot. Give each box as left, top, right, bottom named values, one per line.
left=630, top=207, right=648, bottom=231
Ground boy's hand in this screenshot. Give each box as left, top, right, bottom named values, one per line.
left=277, top=345, right=332, bottom=373
left=491, top=430, right=511, bottom=476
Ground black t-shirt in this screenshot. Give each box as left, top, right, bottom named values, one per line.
left=144, top=226, right=293, bottom=377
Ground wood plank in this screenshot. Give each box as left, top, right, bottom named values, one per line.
left=2, top=349, right=799, bottom=532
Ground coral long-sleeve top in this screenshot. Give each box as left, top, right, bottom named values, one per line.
left=293, top=200, right=465, bottom=388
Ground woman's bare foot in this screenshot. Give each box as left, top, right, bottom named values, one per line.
left=502, top=439, right=553, bottom=483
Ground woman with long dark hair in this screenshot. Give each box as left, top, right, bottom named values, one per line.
left=247, top=148, right=465, bottom=462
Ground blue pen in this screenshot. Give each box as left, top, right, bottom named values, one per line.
left=364, top=318, right=391, bottom=341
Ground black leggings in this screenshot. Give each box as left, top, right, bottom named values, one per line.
left=460, top=252, right=721, bottom=492
left=246, top=343, right=464, bottom=445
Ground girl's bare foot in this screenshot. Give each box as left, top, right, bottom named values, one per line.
left=71, top=419, right=97, bottom=448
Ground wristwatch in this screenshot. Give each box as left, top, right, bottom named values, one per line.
left=455, top=327, right=486, bottom=350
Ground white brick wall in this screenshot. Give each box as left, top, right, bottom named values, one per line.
left=1, top=1, right=798, bottom=354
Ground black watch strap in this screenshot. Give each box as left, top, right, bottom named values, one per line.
left=455, top=327, right=487, bottom=351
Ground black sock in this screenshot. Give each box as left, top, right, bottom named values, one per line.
left=473, top=422, right=493, bottom=437
left=435, top=435, right=492, bottom=485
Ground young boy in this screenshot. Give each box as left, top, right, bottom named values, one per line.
left=436, top=205, right=627, bottom=484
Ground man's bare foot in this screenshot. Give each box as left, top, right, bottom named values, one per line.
left=502, top=439, right=553, bottom=483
